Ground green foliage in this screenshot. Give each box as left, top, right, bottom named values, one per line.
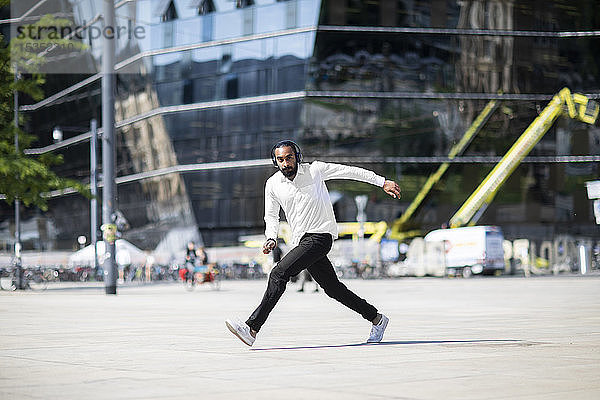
left=0, top=24, right=89, bottom=210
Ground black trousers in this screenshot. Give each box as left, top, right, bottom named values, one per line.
left=246, top=233, right=378, bottom=332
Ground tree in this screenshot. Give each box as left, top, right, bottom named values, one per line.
left=0, top=0, right=88, bottom=211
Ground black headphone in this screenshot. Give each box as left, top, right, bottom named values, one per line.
left=270, top=140, right=303, bottom=167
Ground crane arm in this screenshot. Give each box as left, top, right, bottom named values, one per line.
left=449, top=88, right=599, bottom=228
left=389, top=99, right=499, bottom=239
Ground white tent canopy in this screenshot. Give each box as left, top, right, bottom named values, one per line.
left=69, top=240, right=147, bottom=267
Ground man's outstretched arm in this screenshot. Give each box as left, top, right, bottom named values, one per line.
left=317, top=162, right=401, bottom=199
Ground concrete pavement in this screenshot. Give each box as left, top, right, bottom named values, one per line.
left=1, top=276, right=600, bottom=399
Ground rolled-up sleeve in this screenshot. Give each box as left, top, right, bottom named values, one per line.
left=316, top=161, right=385, bottom=187
left=264, top=180, right=280, bottom=240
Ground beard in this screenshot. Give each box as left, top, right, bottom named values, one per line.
left=280, top=164, right=297, bottom=178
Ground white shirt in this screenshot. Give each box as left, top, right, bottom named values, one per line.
left=264, top=161, right=386, bottom=245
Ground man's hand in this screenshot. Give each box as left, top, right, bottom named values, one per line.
left=262, top=238, right=277, bottom=254
left=383, top=180, right=401, bottom=199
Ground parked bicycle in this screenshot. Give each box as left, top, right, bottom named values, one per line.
left=0, top=265, right=57, bottom=291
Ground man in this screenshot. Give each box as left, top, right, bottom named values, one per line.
left=180, top=241, right=196, bottom=282
left=226, top=140, right=401, bottom=346
left=297, top=269, right=318, bottom=293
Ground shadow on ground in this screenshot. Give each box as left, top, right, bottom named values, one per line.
left=251, top=339, right=533, bottom=351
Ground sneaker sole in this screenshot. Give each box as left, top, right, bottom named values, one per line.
left=366, top=316, right=389, bottom=343
left=225, top=320, right=254, bottom=346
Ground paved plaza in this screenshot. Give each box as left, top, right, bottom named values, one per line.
left=1, top=276, right=599, bottom=399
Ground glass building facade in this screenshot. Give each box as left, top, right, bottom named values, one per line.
left=1, top=0, right=599, bottom=252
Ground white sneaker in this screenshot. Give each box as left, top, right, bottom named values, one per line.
left=225, top=318, right=255, bottom=346
left=367, top=314, right=389, bottom=343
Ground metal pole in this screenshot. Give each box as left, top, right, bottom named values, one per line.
left=90, top=119, right=98, bottom=276
left=355, top=195, right=368, bottom=263
left=14, top=65, right=23, bottom=290
left=102, top=0, right=117, bottom=295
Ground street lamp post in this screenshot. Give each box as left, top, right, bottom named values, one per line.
left=102, top=0, right=118, bottom=295
left=14, top=65, right=23, bottom=290
left=355, top=195, right=368, bottom=263
left=90, top=119, right=99, bottom=275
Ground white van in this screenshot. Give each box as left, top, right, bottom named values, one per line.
left=424, top=226, right=505, bottom=277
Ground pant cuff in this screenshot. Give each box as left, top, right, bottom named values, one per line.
left=245, top=319, right=259, bottom=332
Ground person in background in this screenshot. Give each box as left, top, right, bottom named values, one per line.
left=195, top=246, right=211, bottom=283
left=297, top=269, right=319, bottom=293
left=180, top=241, right=196, bottom=282
left=196, top=246, right=209, bottom=266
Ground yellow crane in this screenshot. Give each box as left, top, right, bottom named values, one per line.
left=389, top=99, right=499, bottom=240
left=449, top=88, right=599, bottom=228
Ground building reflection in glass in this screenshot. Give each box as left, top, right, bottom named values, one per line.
left=1, top=0, right=598, bottom=252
